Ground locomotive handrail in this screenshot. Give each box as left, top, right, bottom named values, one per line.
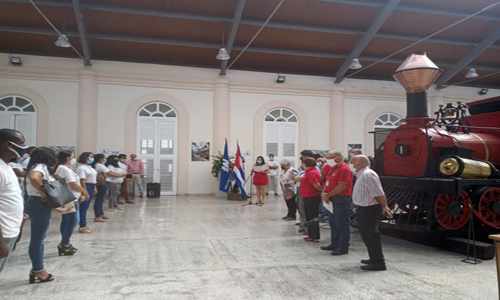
left=369, top=124, right=500, bottom=134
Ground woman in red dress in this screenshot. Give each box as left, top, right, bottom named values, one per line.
left=252, top=156, right=269, bottom=206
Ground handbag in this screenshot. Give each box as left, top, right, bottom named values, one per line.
left=52, top=201, right=76, bottom=215
left=42, top=178, right=77, bottom=209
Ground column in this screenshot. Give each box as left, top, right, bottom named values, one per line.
left=213, top=79, right=231, bottom=155
left=77, top=70, right=98, bottom=153
left=329, top=87, right=345, bottom=152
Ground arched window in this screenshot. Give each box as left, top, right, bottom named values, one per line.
left=0, top=96, right=37, bottom=146
left=138, top=102, right=177, bottom=118
left=264, top=108, right=298, bottom=168
left=373, top=112, right=401, bottom=150
left=137, top=102, right=178, bottom=195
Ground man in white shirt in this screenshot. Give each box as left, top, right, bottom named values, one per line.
left=266, top=154, right=280, bottom=196
left=0, top=129, right=28, bottom=273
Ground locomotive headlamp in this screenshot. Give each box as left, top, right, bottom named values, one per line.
left=439, top=156, right=492, bottom=179
left=393, top=52, right=443, bottom=119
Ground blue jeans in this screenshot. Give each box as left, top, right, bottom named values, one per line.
left=60, top=201, right=80, bottom=245
left=94, top=183, right=108, bottom=217
left=79, top=183, right=95, bottom=227
left=25, top=196, right=52, bottom=272
left=328, top=196, right=351, bottom=251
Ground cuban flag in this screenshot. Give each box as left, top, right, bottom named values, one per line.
left=232, top=143, right=248, bottom=198
left=218, top=139, right=231, bottom=193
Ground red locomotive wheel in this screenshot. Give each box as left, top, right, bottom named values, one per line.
left=478, top=187, right=500, bottom=228
left=434, top=191, right=471, bottom=230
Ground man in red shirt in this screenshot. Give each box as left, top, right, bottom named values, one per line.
left=299, top=157, right=322, bottom=242
left=321, top=150, right=353, bottom=255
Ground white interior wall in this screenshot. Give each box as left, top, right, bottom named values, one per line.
left=1, top=53, right=499, bottom=194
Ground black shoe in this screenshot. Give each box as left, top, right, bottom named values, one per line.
left=331, top=249, right=349, bottom=256
left=320, top=245, right=337, bottom=251
left=295, top=222, right=300, bottom=226
left=284, top=217, right=296, bottom=221
left=360, top=263, right=387, bottom=271
left=57, top=244, right=76, bottom=256
left=361, top=259, right=371, bottom=265
left=266, top=193, right=269, bottom=195
left=274, top=193, right=279, bottom=196
left=282, top=216, right=289, bottom=220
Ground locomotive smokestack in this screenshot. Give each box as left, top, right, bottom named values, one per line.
left=393, top=52, right=443, bottom=119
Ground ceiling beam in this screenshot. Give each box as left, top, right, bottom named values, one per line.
left=71, top=0, right=91, bottom=65
left=220, top=0, right=247, bottom=75
left=316, top=0, right=500, bottom=22
left=1, top=0, right=499, bottom=50
left=334, top=0, right=400, bottom=83
left=2, top=25, right=500, bottom=74
left=436, top=26, right=500, bottom=88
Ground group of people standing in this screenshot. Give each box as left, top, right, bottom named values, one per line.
left=0, top=129, right=146, bottom=283
left=251, top=148, right=393, bottom=271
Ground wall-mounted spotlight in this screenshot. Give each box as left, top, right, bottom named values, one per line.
left=479, top=88, right=489, bottom=95
left=9, top=56, right=22, bottom=66
left=276, top=74, right=286, bottom=83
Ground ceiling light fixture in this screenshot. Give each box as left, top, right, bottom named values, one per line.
left=349, top=58, right=362, bottom=70
left=479, top=88, right=489, bottom=95
left=276, top=74, right=286, bottom=83
left=465, top=67, right=479, bottom=79
left=55, top=34, right=71, bottom=48
left=216, top=48, right=230, bottom=61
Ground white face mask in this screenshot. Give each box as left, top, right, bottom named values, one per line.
left=70, top=158, right=77, bottom=165
left=269, top=158, right=274, bottom=161
left=327, top=159, right=337, bottom=167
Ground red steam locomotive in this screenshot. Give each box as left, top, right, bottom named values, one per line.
left=373, top=52, right=500, bottom=233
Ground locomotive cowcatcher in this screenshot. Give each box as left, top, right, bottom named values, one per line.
left=372, top=52, right=500, bottom=235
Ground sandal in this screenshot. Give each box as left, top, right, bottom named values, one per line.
left=57, top=244, right=76, bottom=256
left=29, top=271, right=55, bottom=284
left=94, top=217, right=107, bottom=222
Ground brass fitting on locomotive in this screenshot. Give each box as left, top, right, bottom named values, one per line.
left=439, top=155, right=497, bottom=179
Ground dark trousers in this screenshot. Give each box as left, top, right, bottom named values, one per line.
left=328, top=196, right=351, bottom=250
left=304, top=195, right=321, bottom=240
left=357, top=204, right=385, bottom=263
left=285, top=196, right=297, bottom=218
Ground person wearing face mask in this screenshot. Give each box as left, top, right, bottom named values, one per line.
left=55, top=151, right=89, bottom=256
left=105, top=155, right=126, bottom=212
left=20, top=146, right=36, bottom=169
left=251, top=156, right=269, bottom=205
left=0, top=129, right=27, bottom=275
left=279, top=159, right=298, bottom=220
left=26, top=147, right=63, bottom=283
left=117, top=154, right=133, bottom=204
left=126, top=154, right=144, bottom=200
left=320, top=150, right=353, bottom=255
left=266, top=154, right=280, bottom=196
left=297, top=157, right=322, bottom=242
left=76, top=152, right=97, bottom=233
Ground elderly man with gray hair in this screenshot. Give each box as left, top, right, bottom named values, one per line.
left=279, top=159, right=299, bottom=220
left=350, top=155, right=393, bottom=271
left=320, top=150, right=353, bottom=255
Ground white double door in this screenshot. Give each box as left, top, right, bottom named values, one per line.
left=137, top=117, right=177, bottom=195
left=264, top=122, right=298, bottom=168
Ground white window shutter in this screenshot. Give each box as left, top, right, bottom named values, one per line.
left=14, top=115, right=36, bottom=146
left=0, top=114, right=14, bottom=129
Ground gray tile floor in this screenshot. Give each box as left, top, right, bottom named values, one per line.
left=0, top=195, right=497, bottom=300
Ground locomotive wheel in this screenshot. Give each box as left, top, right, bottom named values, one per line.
left=434, top=191, right=471, bottom=230
left=478, top=187, right=500, bottom=227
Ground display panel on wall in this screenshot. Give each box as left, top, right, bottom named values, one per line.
left=192, top=142, right=210, bottom=162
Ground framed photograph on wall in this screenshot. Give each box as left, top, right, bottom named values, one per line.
left=192, top=142, right=210, bottom=162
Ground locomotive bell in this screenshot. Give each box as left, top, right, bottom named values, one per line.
left=393, top=52, right=443, bottom=119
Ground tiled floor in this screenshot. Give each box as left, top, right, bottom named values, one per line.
left=0, top=195, right=497, bottom=299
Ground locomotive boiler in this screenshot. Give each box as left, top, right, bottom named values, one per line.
left=373, top=52, right=500, bottom=233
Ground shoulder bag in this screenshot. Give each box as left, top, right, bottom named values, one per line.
left=42, top=178, right=77, bottom=209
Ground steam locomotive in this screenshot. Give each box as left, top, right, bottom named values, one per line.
left=372, top=52, right=500, bottom=234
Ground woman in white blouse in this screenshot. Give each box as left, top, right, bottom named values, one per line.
left=104, top=155, right=125, bottom=212
left=91, top=154, right=124, bottom=222
left=76, top=152, right=97, bottom=233
left=55, top=151, right=88, bottom=256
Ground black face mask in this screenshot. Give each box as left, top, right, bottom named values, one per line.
left=281, top=166, right=286, bottom=170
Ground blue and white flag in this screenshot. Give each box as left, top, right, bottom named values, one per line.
left=219, top=139, right=231, bottom=193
